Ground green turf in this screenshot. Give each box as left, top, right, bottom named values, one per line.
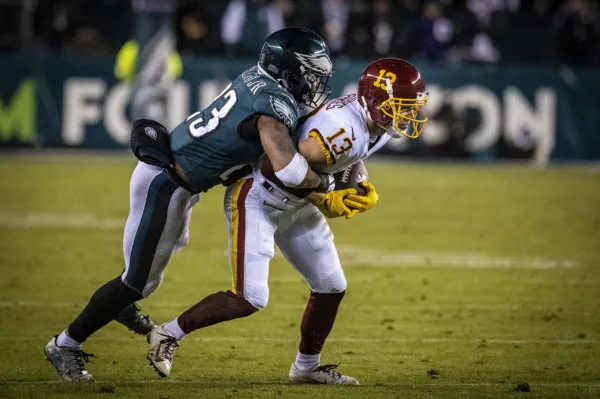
left=0, top=157, right=599, bottom=398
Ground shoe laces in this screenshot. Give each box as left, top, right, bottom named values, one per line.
left=132, top=303, right=151, bottom=321
left=133, top=304, right=150, bottom=319
left=315, top=363, right=342, bottom=380
left=70, top=349, right=95, bottom=374
left=157, top=332, right=179, bottom=360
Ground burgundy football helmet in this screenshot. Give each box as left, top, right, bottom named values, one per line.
left=357, top=58, right=428, bottom=138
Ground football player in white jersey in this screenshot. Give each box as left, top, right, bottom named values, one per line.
left=146, top=58, right=429, bottom=385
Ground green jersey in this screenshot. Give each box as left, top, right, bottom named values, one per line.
left=170, top=66, right=301, bottom=192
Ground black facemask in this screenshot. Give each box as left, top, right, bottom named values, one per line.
left=292, top=72, right=332, bottom=109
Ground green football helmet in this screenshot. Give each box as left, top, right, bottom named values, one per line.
left=258, top=27, right=334, bottom=109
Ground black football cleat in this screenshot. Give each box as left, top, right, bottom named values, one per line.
left=114, top=302, right=157, bottom=335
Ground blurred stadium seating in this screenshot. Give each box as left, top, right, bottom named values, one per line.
left=1, top=0, right=599, bottom=162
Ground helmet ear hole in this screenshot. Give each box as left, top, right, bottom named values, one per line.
left=378, top=112, right=392, bottom=126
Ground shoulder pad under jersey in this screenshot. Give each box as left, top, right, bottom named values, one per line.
left=252, top=88, right=300, bottom=130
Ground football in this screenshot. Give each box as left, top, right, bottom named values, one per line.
left=333, top=161, right=368, bottom=196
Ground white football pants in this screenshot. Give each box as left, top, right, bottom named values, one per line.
left=224, top=176, right=347, bottom=309
left=121, top=162, right=200, bottom=297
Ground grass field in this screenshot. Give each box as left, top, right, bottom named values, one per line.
left=0, top=156, right=599, bottom=398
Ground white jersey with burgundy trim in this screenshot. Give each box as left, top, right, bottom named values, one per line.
left=252, top=93, right=392, bottom=203
left=293, top=94, right=391, bottom=174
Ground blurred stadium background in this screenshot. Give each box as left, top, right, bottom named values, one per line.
left=1, top=0, right=600, bottom=160
left=1, top=0, right=599, bottom=398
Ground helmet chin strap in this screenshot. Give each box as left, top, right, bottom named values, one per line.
left=385, top=77, right=394, bottom=96
left=361, top=79, right=408, bottom=139
left=360, top=94, right=402, bottom=139
left=383, top=78, right=405, bottom=138
left=365, top=78, right=404, bottom=139
left=360, top=95, right=372, bottom=122
left=385, top=126, right=404, bottom=139
left=257, top=63, right=276, bottom=82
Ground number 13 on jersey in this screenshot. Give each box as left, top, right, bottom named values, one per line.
left=326, top=128, right=354, bottom=155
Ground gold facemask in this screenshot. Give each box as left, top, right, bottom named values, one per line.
left=376, top=76, right=429, bottom=139
left=380, top=95, right=428, bottom=139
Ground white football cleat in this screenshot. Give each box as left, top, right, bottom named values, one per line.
left=44, top=336, right=95, bottom=382
left=289, top=362, right=359, bottom=385
left=146, top=324, right=179, bottom=377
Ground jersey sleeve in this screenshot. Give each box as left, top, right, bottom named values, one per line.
left=252, top=89, right=300, bottom=131
left=303, top=116, right=360, bottom=169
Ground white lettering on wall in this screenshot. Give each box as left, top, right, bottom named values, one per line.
left=504, top=87, right=556, bottom=165
left=63, top=78, right=106, bottom=145
left=169, top=81, right=190, bottom=130
left=453, top=85, right=502, bottom=152
left=104, top=83, right=131, bottom=145
left=60, top=77, right=556, bottom=163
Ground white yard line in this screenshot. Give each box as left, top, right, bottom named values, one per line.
left=212, top=245, right=579, bottom=270
left=0, top=149, right=133, bottom=163
left=334, top=245, right=578, bottom=269
left=0, top=212, right=580, bottom=269
left=0, top=212, right=122, bottom=230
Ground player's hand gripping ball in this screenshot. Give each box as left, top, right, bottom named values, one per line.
left=316, top=188, right=357, bottom=218
left=343, top=181, right=379, bottom=217
left=331, top=161, right=377, bottom=218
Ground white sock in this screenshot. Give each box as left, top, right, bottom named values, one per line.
left=163, top=319, right=186, bottom=341
left=56, top=330, right=82, bottom=349
left=294, top=351, right=320, bottom=372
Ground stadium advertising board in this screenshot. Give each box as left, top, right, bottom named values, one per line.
left=1, top=55, right=599, bottom=161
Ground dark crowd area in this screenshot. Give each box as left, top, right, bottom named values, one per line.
left=1, top=0, right=599, bottom=66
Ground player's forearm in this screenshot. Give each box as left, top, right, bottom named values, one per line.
left=266, top=136, right=324, bottom=189
left=307, top=191, right=326, bottom=205
left=284, top=137, right=330, bottom=189
left=295, top=167, right=323, bottom=189
left=258, top=116, right=325, bottom=190
left=261, top=127, right=301, bottom=172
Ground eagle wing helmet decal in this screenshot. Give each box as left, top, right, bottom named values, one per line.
left=294, top=52, right=333, bottom=76
left=270, top=96, right=296, bottom=128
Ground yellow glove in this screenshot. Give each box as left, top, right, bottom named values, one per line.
left=315, top=188, right=357, bottom=219
left=343, top=181, right=379, bottom=216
